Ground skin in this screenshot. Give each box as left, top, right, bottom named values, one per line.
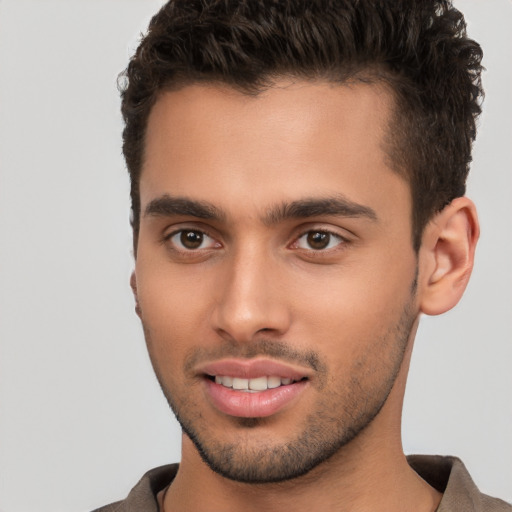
left=132, top=79, right=479, bottom=512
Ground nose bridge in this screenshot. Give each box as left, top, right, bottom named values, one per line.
left=212, top=240, right=290, bottom=342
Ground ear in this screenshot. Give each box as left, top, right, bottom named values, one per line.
left=130, top=271, right=142, bottom=317
left=418, top=197, right=479, bottom=316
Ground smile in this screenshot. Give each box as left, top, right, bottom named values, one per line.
left=211, top=375, right=302, bottom=391
left=196, top=358, right=312, bottom=417
left=204, top=375, right=309, bottom=418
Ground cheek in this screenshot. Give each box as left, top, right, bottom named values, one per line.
left=135, top=259, right=216, bottom=362
left=295, top=260, right=416, bottom=360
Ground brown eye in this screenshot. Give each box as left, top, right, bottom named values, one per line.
left=180, top=230, right=204, bottom=249
left=296, top=230, right=343, bottom=251
left=307, top=232, right=330, bottom=249
left=166, top=229, right=220, bottom=255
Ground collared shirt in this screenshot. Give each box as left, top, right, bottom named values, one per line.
left=92, top=455, right=511, bottom=512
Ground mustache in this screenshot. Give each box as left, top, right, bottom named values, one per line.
left=183, top=339, right=326, bottom=376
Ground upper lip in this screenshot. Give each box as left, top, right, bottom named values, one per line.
left=197, top=358, right=312, bottom=380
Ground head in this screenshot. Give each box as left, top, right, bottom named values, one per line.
left=121, top=0, right=482, bottom=484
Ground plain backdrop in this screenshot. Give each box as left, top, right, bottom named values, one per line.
left=0, top=1, right=510, bottom=511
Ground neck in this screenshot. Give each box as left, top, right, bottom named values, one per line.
left=164, top=433, right=440, bottom=512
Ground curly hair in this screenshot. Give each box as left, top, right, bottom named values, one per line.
left=120, top=0, right=484, bottom=250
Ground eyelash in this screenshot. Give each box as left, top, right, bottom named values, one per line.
left=162, top=227, right=349, bottom=256
left=292, top=229, right=347, bottom=252
left=163, top=228, right=220, bottom=252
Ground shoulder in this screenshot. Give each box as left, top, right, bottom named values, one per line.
left=408, top=455, right=512, bottom=512
left=91, top=464, right=179, bottom=512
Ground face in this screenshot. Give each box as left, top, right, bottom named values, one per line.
left=134, top=80, right=419, bottom=483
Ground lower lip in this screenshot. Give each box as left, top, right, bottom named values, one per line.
left=204, top=379, right=308, bottom=418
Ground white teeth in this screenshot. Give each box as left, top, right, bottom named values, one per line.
left=213, top=375, right=300, bottom=391
left=232, top=377, right=249, bottom=390
left=267, top=376, right=281, bottom=389
left=216, top=375, right=233, bottom=386
left=249, top=376, right=268, bottom=391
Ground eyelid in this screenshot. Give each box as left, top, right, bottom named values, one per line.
left=289, top=225, right=352, bottom=253
left=162, top=220, right=218, bottom=240
left=162, top=225, right=222, bottom=251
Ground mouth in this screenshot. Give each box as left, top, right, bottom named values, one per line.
left=206, top=374, right=307, bottom=392
left=198, top=359, right=311, bottom=418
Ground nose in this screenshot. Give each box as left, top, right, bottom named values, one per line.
left=211, top=246, right=291, bottom=343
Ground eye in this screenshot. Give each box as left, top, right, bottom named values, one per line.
left=295, top=230, right=344, bottom=251
left=168, top=229, right=219, bottom=250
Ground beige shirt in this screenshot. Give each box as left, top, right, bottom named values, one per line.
left=92, top=455, right=511, bottom=512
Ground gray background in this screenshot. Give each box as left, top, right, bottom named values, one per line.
left=0, top=1, right=510, bottom=510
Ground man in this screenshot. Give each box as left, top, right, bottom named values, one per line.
left=95, top=1, right=511, bottom=510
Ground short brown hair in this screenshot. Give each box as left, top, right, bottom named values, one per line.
left=120, top=0, right=484, bottom=250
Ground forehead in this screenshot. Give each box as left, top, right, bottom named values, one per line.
left=140, top=79, right=409, bottom=223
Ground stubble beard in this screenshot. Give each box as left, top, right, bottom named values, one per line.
left=143, top=296, right=417, bottom=484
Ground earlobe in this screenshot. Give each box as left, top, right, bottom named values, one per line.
left=130, top=271, right=142, bottom=317
left=419, top=197, right=479, bottom=316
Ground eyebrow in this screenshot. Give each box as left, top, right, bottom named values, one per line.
left=144, top=195, right=225, bottom=221
left=263, top=196, right=378, bottom=225
left=143, top=194, right=377, bottom=224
